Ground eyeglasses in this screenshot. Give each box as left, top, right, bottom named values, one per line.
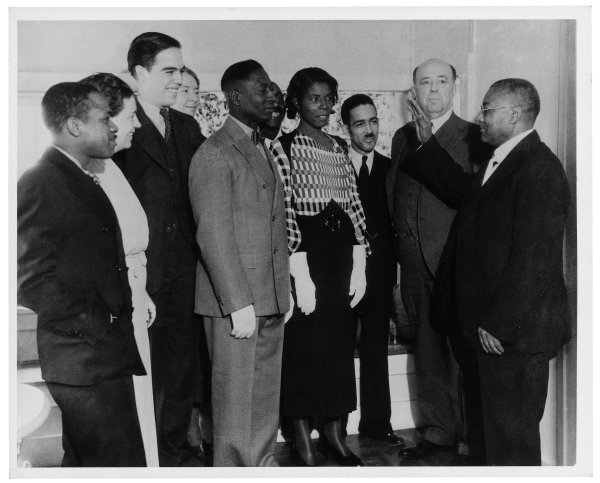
left=480, top=105, right=519, bottom=115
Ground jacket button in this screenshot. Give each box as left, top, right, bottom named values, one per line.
left=102, top=227, right=108, bottom=233
left=262, top=184, right=267, bottom=189
left=272, top=215, right=276, bottom=222
left=273, top=248, right=278, bottom=254
left=115, top=264, right=121, bottom=271
left=166, top=227, right=171, bottom=233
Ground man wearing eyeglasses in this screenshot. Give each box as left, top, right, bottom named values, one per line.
left=387, top=58, right=490, bottom=465
left=406, top=78, right=571, bottom=466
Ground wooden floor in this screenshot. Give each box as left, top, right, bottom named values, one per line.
left=274, top=428, right=456, bottom=467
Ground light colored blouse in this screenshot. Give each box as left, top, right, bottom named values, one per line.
left=87, top=158, right=149, bottom=257
left=270, top=131, right=369, bottom=255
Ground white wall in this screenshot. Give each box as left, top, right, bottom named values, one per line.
left=15, top=19, right=576, bottom=465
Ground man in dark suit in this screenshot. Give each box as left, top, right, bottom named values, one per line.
left=340, top=94, right=403, bottom=447
left=189, top=60, right=291, bottom=467
left=388, top=58, right=490, bottom=463
left=18, top=82, right=147, bottom=467
left=113, top=32, right=204, bottom=467
left=407, top=78, right=571, bottom=465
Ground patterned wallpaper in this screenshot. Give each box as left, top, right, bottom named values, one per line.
left=194, top=91, right=405, bottom=159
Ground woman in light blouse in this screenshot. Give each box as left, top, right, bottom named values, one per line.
left=270, top=67, right=368, bottom=467
left=81, top=73, right=159, bottom=467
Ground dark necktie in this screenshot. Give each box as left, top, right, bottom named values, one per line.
left=358, top=155, right=369, bottom=187
left=159, top=107, right=174, bottom=150
left=251, top=130, right=266, bottom=146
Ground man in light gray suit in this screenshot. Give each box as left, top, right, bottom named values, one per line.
left=188, top=60, right=291, bottom=467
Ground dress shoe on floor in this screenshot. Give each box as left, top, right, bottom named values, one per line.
left=201, top=440, right=214, bottom=467
left=360, top=431, right=405, bottom=447
left=450, top=454, right=486, bottom=466
left=318, top=437, right=364, bottom=466
left=290, top=444, right=318, bottom=467
left=398, top=439, right=452, bottom=460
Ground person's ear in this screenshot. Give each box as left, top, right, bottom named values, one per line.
left=509, top=105, right=523, bottom=125
left=229, top=89, right=241, bottom=107
left=342, top=123, right=351, bottom=138
left=65, top=117, right=83, bottom=137
left=134, top=65, right=147, bottom=83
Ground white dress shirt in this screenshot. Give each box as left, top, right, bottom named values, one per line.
left=481, top=129, right=534, bottom=185
left=349, top=146, right=374, bottom=176
left=431, top=108, right=453, bottom=135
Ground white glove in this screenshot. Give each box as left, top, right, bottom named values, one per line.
left=230, top=304, right=256, bottom=339
left=289, top=252, right=316, bottom=315
left=349, top=245, right=367, bottom=308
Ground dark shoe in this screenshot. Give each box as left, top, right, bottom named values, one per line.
left=201, top=440, right=214, bottom=467
left=360, top=431, right=405, bottom=447
left=398, top=439, right=452, bottom=460
left=290, top=444, right=318, bottom=467
left=450, top=454, right=485, bottom=466
left=318, top=437, right=364, bottom=466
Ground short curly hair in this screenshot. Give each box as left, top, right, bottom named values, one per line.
left=41, top=82, right=99, bottom=134
left=80, top=73, right=135, bottom=117
left=284, top=67, right=339, bottom=120
left=489, top=78, right=541, bottom=121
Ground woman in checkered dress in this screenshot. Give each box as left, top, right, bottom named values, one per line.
left=270, top=68, right=368, bottom=467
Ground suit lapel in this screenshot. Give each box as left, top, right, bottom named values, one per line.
left=170, top=110, right=194, bottom=189
left=460, top=131, right=540, bottom=220
left=133, top=99, right=169, bottom=171
left=225, top=117, right=276, bottom=191
left=44, top=147, right=119, bottom=231
left=372, top=151, right=387, bottom=224
left=434, top=112, right=466, bottom=153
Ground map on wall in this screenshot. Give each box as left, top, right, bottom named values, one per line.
left=195, top=91, right=406, bottom=159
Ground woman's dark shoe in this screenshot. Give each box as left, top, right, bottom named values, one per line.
left=290, top=444, right=318, bottom=467
left=318, top=437, right=364, bottom=466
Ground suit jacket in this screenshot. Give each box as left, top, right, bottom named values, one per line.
left=189, top=116, right=290, bottom=317
left=386, top=112, right=489, bottom=275
left=113, top=99, right=205, bottom=294
left=354, top=150, right=396, bottom=287
left=411, top=130, right=571, bottom=354
left=17, top=147, right=145, bottom=385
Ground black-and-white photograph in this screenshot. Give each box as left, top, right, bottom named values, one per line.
left=9, top=4, right=592, bottom=478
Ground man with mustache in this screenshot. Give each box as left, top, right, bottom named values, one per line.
left=18, top=82, right=147, bottom=466
left=387, top=58, right=490, bottom=464
left=406, top=78, right=570, bottom=466
left=341, top=94, right=403, bottom=447
left=189, top=60, right=291, bottom=466
left=113, top=32, right=205, bottom=467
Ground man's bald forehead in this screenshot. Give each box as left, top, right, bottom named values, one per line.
left=413, top=59, right=456, bottom=84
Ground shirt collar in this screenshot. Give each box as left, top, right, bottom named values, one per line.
left=52, top=145, right=86, bottom=171
left=349, top=146, right=374, bottom=174
left=230, top=115, right=258, bottom=140
left=431, top=108, right=453, bottom=134
left=137, top=96, right=166, bottom=130
left=492, top=129, right=535, bottom=164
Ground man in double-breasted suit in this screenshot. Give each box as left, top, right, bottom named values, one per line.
left=18, top=83, right=147, bottom=466
left=407, top=78, right=571, bottom=465
left=340, top=94, right=403, bottom=447
left=113, top=32, right=205, bottom=467
left=188, top=60, right=290, bottom=467
left=388, top=59, right=490, bottom=463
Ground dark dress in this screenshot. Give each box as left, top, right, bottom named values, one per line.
left=271, top=131, right=369, bottom=420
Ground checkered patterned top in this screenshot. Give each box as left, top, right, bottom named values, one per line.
left=270, top=131, right=370, bottom=255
